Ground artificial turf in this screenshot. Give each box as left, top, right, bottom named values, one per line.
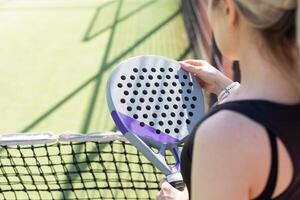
left=0, top=0, right=192, bottom=134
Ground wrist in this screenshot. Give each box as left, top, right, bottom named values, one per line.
left=217, top=82, right=240, bottom=102
left=215, top=77, right=233, bottom=95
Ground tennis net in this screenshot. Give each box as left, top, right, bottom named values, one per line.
left=0, top=132, right=175, bottom=200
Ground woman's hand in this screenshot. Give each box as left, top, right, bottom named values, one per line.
left=179, top=60, right=233, bottom=95
left=156, top=181, right=189, bottom=200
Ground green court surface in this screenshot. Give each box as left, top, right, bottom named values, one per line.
left=0, top=0, right=192, bottom=134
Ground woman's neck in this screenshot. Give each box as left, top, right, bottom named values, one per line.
left=229, top=43, right=300, bottom=104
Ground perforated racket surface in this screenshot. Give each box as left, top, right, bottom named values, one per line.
left=107, top=55, right=204, bottom=187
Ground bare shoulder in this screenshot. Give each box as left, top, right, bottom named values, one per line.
left=192, top=110, right=271, bottom=198
left=195, top=109, right=269, bottom=149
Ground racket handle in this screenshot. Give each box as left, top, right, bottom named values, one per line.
left=169, top=180, right=185, bottom=191
left=166, top=173, right=186, bottom=191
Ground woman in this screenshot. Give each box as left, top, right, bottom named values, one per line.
left=157, top=0, right=299, bottom=199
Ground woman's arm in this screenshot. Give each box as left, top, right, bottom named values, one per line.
left=179, top=60, right=234, bottom=95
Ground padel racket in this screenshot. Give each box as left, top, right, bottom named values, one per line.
left=106, top=55, right=204, bottom=191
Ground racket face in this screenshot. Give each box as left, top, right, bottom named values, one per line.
left=107, top=55, right=204, bottom=149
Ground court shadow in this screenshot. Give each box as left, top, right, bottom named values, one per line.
left=21, top=7, right=181, bottom=133
left=82, top=0, right=157, bottom=42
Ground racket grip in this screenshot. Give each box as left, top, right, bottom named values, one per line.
left=169, top=180, right=185, bottom=191
left=166, top=173, right=185, bottom=191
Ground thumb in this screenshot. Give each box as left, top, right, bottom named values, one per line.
left=160, top=181, right=173, bottom=193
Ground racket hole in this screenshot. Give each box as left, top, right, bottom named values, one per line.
left=143, top=90, right=148, bottom=95
left=133, top=90, right=138, bottom=95
left=139, top=75, right=144, bottom=80
left=166, top=75, right=171, bottom=79
left=137, top=83, right=142, bottom=87
left=175, top=75, right=179, bottom=79
left=136, top=106, right=142, bottom=111
left=186, top=119, right=191, bottom=124
left=139, top=98, right=145, bottom=103
left=189, top=112, right=194, bottom=117
left=167, top=97, right=172, bottom=102
left=133, top=114, right=138, bottom=119
left=184, top=97, right=189, bottom=101
left=187, top=89, right=192, bottom=94
left=146, top=82, right=151, bottom=87
left=168, top=68, right=173, bottom=72
left=171, top=112, right=176, bottom=117
left=117, top=83, right=122, bottom=88
left=143, top=114, right=148, bottom=118
left=133, top=68, right=138, bottom=73
left=159, top=121, right=164, bottom=126
left=149, top=97, right=154, bottom=102
left=121, top=75, right=126, bottom=80
left=169, top=89, right=174, bottom=94
left=168, top=121, right=173, bottom=125
left=149, top=121, right=154, bottom=126
left=142, top=68, right=147, bottom=73
left=152, top=113, right=157, bottom=118
left=163, top=82, right=168, bottom=87
left=127, top=83, right=132, bottom=88
left=189, top=82, right=193, bottom=86
left=130, top=98, right=135, bottom=103
left=164, top=105, right=169, bottom=110
left=146, top=105, right=151, bottom=110
left=177, top=120, right=182, bottom=125
left=152, top=90, right=157, bottom=95
left=191, top=104, right=195, bottom=109
left=157, top=75, right=162, bottom=79
left=154, top=82, right=159, bottom=87
left=192, top=96, right=197, bottom=101
left=158, top=97, right=163, bottom=102
left=151, top=68, right=156, bottom=72
left=120, top=99, right=126, bottom=104
left=174, top=128, right=179, bottom=133
left=124, top=91, right=129, bottom=95
left=155, top=105, right=160, bottom=110
left=127, top=106, right=132, bottom=111
left=160, top=68, right=165, bottom=72
left=173, top=105, right=178, bottom=109
left=156, top=129, right=161, bottom=134
left=172, top=82, right=177, bottom=87
left=130, top=75, right=135, bottom=80
left=140, top=122, right=145, bottom=127
left=165, top=129, right=170, bottom=134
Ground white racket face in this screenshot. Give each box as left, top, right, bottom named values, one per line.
left=107, top=55, right=204, bottom=149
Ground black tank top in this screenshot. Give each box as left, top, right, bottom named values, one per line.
left=181, top=100, right=300, bottom=200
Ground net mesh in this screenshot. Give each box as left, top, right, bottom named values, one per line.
left=0, top=133, right=175, bottom=200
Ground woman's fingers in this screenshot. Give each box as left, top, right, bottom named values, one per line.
left=180, top=59, right=208, bottom=66
left=161, top=182, right=173, bottom=193
left=179, top=62, right=202, bottom=76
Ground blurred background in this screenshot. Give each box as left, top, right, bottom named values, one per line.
left=0, top=0, right=238, bottom=134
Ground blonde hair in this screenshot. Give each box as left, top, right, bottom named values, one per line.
left=212, top=0, right=300, bottom=91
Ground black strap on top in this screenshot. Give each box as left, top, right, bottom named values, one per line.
left=254, top=129, right=278, bottom=200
